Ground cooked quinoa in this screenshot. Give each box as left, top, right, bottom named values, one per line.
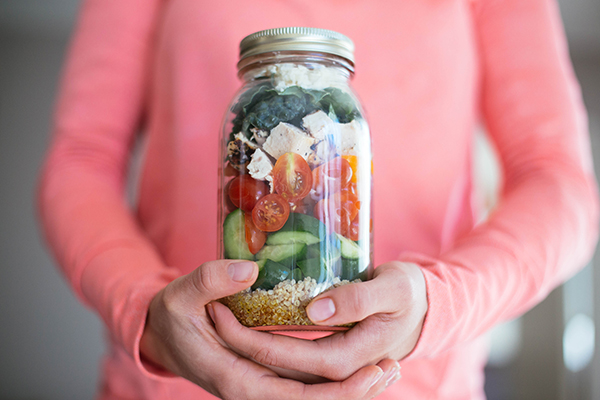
left=221, top=276, right=358, bottom=327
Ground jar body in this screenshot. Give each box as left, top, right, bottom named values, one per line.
left=218, top=53, right=373, bottom=331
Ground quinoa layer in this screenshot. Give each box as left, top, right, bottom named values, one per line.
left=221, top=276, right=356, bottom=327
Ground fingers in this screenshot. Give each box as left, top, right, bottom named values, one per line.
left=170, top=259, right=258, bottom=306
left=210, top=301, right=335, bottom=377
left=249, top=363, right=395, bottom=400
left=306, top=261, right=426, bottom=326
left=211, top=301, right=372, bottom=381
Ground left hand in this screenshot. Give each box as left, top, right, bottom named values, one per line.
left=209, top=261, right=428, bottom=382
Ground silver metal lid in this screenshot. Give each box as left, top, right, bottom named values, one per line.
left=239, top=27, right=355, bottom=64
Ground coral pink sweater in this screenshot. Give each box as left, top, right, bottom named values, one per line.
left=38, top=0, right=599, bottom=398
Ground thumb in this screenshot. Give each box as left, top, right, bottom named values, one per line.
left=183, top=260, right=258, bottom=305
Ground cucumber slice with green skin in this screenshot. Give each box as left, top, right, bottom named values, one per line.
left=307, top=241, right=341, bottom=261
left=256, top=243, right=307, bottom=264
left=341, top=258, right=369, bottom=281
left=251, top=260, right=291, bottom=291
left=267, top=231, right=321, bottom=246
left=335, top=233, right=362, bottom=260
left=297, top=258, right=328, bottom=283
left=256, top=259, right=267, bottom=270
left=291, top=268, right=304, bottom=281
left=223, top=209, right=254, bottom=260
left=279, top=213, right=327, bottom=237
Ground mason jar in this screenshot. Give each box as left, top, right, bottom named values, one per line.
left=218, top=27, right=373, bottom=332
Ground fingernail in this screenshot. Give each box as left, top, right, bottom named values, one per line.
left=206, top=303, right=216, bottom=323
left=368, top=368, right=384, bottom=390
left=385, top=364, right=401, bottom=386
left=228, top=262, right=255, bottom=282
left=387, top=370, right=401, bottom=386
left=307, top=298, right=336, bottom=322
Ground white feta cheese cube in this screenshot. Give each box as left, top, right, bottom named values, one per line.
left=247, top=149, right=273, bottom=181
left=338, top=120, right=363, bottom=153
left=302, top=111, right=338, bottom=141
left=262, top=122, right=317, bottom=160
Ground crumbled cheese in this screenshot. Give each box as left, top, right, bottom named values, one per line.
left=262, top=122, right=317, bottom=160
left=338, top=119, right=363, bottom=153
left=253, top=64, right=343, bottom=92
left=302, top=110, right=338, bottom=141
left=234, top=132, right=259, bottom=150
left=247, top=149, right=273, bottom=181
left=250, top=128, right=269, bottom=146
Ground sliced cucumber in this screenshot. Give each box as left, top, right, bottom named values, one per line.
left=291, top=268, right=304, bottom=281
left=335, top=233, right=362, bottom=260
left=251, top=260, right=291, bottom=291
left=307, top=240, right=341, bottom=262
left=297, top=258, right=328, bottom=283
left=266, top=231, right=321, bottom=246
left=223, top=209, right=254, bottom=260
left=279, top=213, right=327, bottom=237
left=256, top=259, right=267, bottom=270
left=256, top=243, right=307, bottom=264
left=341, top=258, right=370, bottom=281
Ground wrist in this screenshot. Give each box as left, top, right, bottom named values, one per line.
left=139, top=290, right=174, bottom=374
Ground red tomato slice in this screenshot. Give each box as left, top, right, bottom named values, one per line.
left=288, top=199, right=309, bottom=214
left=314, top=196, right=357, bottom=236
left=252, top=194, right=290, bottom=232
left=312, top=157, right=353, bottom=197
left=224, top=179, right=238, bottom=213
left=244, top=212, right=267, bottom=254
left=341, top=155, right=358, bottom=183
left=272, top=152, right=312, bottom=201
left=228, top=175, right=269, bottom=213
left=224, top=162, right=240, bottom=177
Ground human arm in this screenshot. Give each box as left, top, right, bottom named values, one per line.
left=36, top=0, right=179, bottom=375
left=208, top=0, right=599, bottom=377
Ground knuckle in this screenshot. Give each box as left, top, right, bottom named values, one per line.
left=347, top=284, right=369, bottom=320
left=251, top=346, right=278, bottom=367
left=160, top=280, right=184, bottom=315
left=192, top=264, right=218, bottom=295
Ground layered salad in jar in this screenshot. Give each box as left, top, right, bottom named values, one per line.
left=219, top=63, right=372, bottom=329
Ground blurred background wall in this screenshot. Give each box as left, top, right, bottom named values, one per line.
left=0, top=1, right=598, bottom=399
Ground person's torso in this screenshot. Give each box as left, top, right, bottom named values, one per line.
left=128, top=1, right=484, bottom=398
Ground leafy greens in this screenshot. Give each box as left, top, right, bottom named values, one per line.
left=230, top=84, right=361, bottom=140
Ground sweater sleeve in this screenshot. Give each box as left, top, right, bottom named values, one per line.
left=37, top=0, right=180, bottom=378
left=406, top=0, right=599, bottom=359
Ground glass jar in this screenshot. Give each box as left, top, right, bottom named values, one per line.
left=218, top=27, right=373, bottom=332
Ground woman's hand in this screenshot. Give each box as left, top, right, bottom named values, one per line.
left=210, top=261, right=427, bottom=382
left=140, top=259, right=401, bottom=399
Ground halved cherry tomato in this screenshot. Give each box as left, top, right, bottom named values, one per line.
left=224, top=162, right=240, bottom=177
left=288, top=199, right=309, bottom=214
left=313, top=194, right=358, bottom=236
left=228, top=175, right=269, bottom=213
left=244, top=212, right=267, bottom=254
left=224, top=179, right=238, bottom=213
left=252, top=194, right=290, bottom=232
left=272, top=152, right=313, bottom=201
left=312, top=157, right=353, bottom=197
left=341, top=155, right=358, bottom=183
left=339, top=182, right=359, bottom=207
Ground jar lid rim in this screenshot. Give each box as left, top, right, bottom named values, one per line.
left=239, top=27, right=355, bottom=64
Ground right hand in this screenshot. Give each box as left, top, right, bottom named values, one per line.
left=139, top=259, right=400, bottom=400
